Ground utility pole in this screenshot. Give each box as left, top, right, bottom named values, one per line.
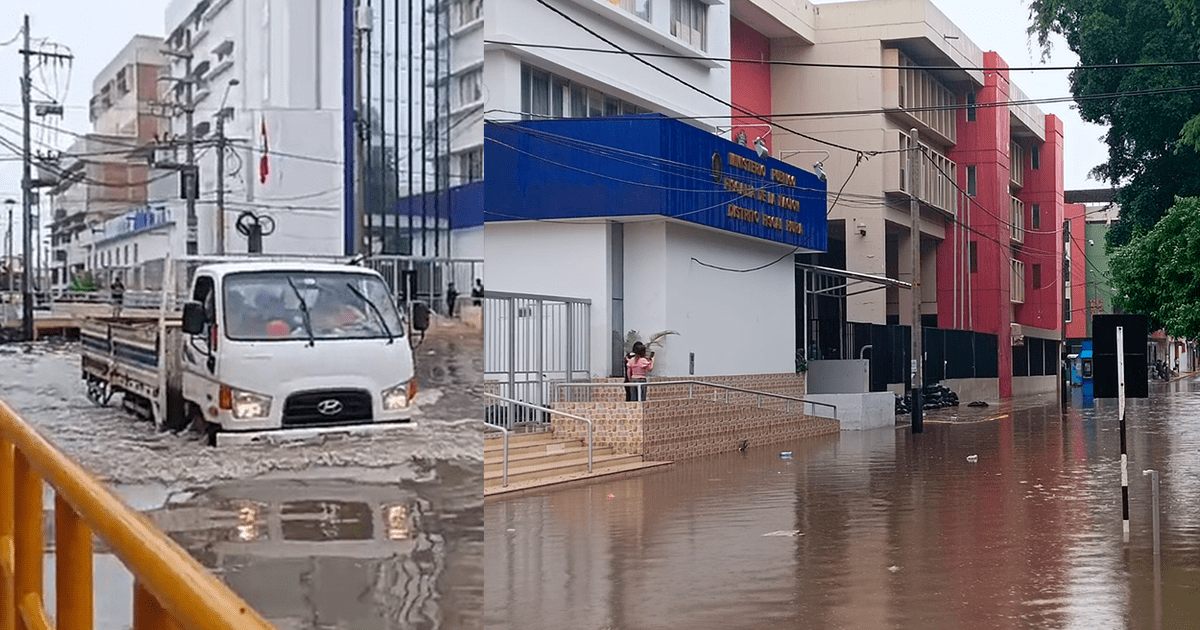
left=1062, top=219, right=1070, bottom=413
left=158, top=44, right=198, bottom=255
left=215, top=112, right=226, bottom=255
left=20, top=15, right=33, bottom=341
left=909, top=128, right=924, bottom=434
left=353, top=1, right=372, bottom=256
left=183, top=36, right=197, bottom=256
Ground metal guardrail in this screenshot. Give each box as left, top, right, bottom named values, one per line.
left=554, top=379, right=838, bottom=419
left=484, top=393, right=593, bottom=476
left=0, top=397, right=276, bottom=630
left=481, top=414, right=510, bottom=488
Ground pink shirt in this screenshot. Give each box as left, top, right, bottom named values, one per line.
left=627, top=356, right=653, bottom=379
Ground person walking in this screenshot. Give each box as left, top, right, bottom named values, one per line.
left=471, top=278, right=484, bottom=306
left=626, top=341, right=655, bottom=402
left=110, top=275, right=125, bottom=318
left=446, top=282, right=459, bottom=318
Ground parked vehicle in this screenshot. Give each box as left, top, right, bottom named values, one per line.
left=81, top=258, right=430, bottom=444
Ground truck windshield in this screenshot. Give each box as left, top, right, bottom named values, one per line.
left=223, top=271, right=405, bottom=341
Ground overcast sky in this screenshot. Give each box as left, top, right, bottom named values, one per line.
left=0, top=0, right=1107, bottom=256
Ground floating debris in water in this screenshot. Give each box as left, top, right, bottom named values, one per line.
left=780, top=452, right=793, bottom=459
left=966, top=454, right=979, bottom=462
left=888, top=565, right=901, bottom=573
left=762, top=530, right=803, bottom=537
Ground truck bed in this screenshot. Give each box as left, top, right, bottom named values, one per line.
left=81, top=316, right=184, bottom=424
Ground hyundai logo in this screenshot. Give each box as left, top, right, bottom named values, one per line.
left=316, top=399, right=344, bottom=416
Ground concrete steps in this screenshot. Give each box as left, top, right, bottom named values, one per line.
left=484, top=431, right=671, bottom=496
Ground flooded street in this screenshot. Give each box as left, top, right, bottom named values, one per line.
left=485, top=379, right=1200, bottom=629
left=0, top=317, right=482, bottom=629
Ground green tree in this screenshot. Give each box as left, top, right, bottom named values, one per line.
left=1109, top=196, right=1200, bottom=337
left=1029, top=0, right=1200, bottom=247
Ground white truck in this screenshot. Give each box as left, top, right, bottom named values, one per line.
left=81, top=259, right=430, bottom=444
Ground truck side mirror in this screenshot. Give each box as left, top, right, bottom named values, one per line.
left=182, top=301, right=206, bottom=334
left=411, top=301, right=430, bottom=332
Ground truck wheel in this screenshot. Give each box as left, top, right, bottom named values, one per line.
left=186, top=404, right=219, bottom=447
left=160, top=389, right=190, bottom=432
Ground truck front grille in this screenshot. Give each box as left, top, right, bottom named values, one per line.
left=282, top=389, right=373, bottom=427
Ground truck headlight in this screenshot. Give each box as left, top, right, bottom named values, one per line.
left=220, top=385, right=272, bottom=419
left=382, top=380, right=416, bottom=410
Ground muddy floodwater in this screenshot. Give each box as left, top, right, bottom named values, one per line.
left=485, top=380, right=1200, bottom=629
left=0, top=318, right=482, bottom=629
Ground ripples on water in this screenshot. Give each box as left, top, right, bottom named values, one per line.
left=485, top=380, right=1200, bottom=629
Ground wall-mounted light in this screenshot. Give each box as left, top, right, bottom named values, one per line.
left=780, top=149, right=830, bottom=182
left=857, top=222, right=867, bottom=236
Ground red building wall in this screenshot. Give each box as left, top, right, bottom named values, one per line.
left=1064, top=203, right=1088, bottom=339
left=1016, top=114, right=1065, bottom=333
left=730, top=19, right=772, bottom=154
left=945, top=52, right=1016, bottom=397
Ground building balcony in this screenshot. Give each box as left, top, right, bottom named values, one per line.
left=1010, top=196, right=1025, bottom=244
left=885, top=131, right=958, bottom=216
left=1010, top=141, right=1025, bottom=189
left=1011, top=258, right=1025, bottom=304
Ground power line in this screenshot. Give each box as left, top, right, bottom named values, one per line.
left=484, top=83, right=1200, bottom=127
left=489, top=41, right=1200, bottom=73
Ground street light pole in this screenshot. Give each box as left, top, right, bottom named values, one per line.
left=214, top=78, right=240, bottom=256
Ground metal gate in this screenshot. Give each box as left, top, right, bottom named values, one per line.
left=366, top=256, right=484, bottom=316
left=484, top=291, right=590, bottom=427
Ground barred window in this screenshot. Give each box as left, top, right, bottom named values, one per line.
left=671, top=0, right=707, bottom=51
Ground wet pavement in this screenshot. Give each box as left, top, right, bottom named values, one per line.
left=484, top=378, right=1200, bottom=629
left=0, top=316, right=482, bottom=629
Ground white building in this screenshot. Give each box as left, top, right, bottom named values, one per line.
left=484, top=0, right=730, bottom=128
left=483, top=0, right=825, bottom=382
left=157, top=0, right=346, bottom=257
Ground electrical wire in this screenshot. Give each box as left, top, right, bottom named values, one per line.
left=488, top=41, right=1200, bottom=73
left=484, top=82, right=1200, bottom=126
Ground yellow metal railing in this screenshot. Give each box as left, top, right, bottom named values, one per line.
left=0, top=398, right=276, bottom=630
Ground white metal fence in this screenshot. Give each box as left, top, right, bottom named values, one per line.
left=485, top=291, right=591, bottom=427
left=366, top=256, right=484, bottom=316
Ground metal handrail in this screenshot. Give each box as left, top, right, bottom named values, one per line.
left=484, top=393, right=593, bottom=474
left=555, top=379, right=838, bottom=419
left=482, top=421, right=510, bottom=488
left=0, top=397, right=276, bottom=630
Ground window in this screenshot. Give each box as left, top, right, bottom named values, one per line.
left=455, top=68, right=483, bottom=109
left=1065, top=296, right=1072, bottom=322
left=966, top=92, right=976, bottom=122
left=613, top=0, right=650, bottom=22
left=1032, top=204, right=1041, bottom=229
left=1063, top=258, right=1070, bottom=284
left=1031, top=145, right=1040, bottom=170
left=460, top=148, right=483, bottom=183
left=520, top=63, right=647, bottom=120
left=969, top=241, right=978, bottom=273
left=671, top=0, right=707, bottom=51
left=133, top=243, right=138, bottom=264
left=520, top=65, right=551, bottom=119
left=966, top=166, right=977, bottom=197
left=453, top=0, right=482, bottom=27
left=1033, top=264, right=1042, bottom=289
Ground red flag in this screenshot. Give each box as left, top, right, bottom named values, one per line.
left=259, top=117, right=270, bottom=184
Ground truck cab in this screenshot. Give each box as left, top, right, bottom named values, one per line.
left=178, top=262, right=425, bottom=437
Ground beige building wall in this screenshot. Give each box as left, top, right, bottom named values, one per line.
left=766, top=0, right=1046, bottom=326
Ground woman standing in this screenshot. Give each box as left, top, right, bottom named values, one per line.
left=626, top=342, right=655, bottom=402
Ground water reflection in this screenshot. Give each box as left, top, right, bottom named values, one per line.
left=146, top=470, right=481, bottom=630
left=485, top=378, right=1200, bottom=629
